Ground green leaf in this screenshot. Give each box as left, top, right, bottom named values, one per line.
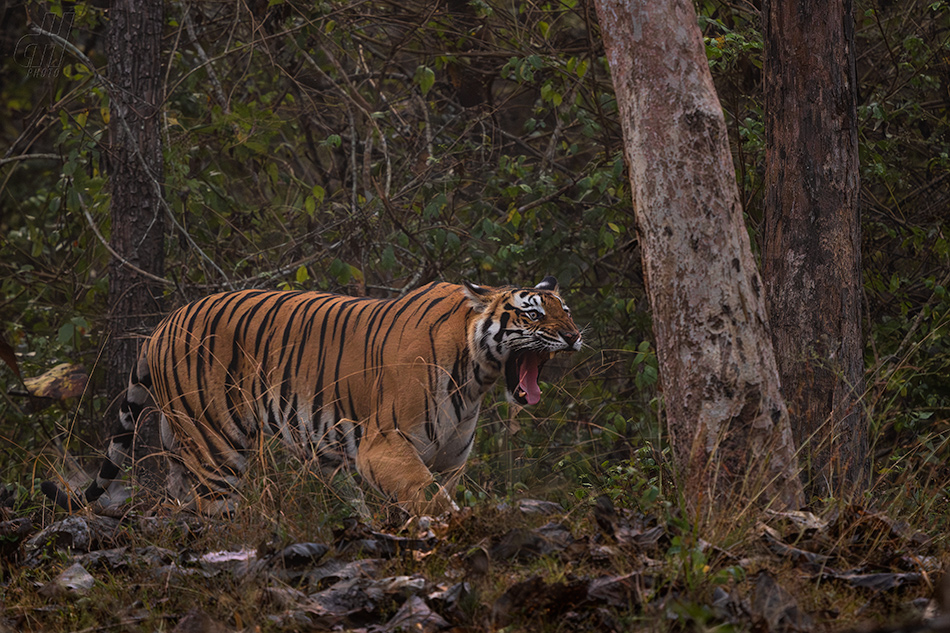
left=57, top=323, right=74, bottom=346
left=295, top=265, right=310, bottom=284
left=576, top=59, right=589, bottom=79
left=423, top=193, right=446, bottom=219
left=414, top=65, right=436, bottom=96
left=446, top=231, right=460, bottom=252
left=540, top=81, right=562, bottom=106
left=329, top=258, right=349, bottom=284
left=381, top=245, right=396, bottom=270
left=265, top=161, right=279, bottom=185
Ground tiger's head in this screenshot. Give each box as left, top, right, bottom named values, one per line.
left=464, top=276, right=582, bottom=406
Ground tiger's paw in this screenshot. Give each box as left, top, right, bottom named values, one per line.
left=403, top=505, right=470, bottom=540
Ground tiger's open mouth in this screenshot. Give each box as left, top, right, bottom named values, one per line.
left=506, top=350, right=561, bottom=406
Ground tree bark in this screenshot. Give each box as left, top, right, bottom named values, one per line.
left=593, top=0, right=804, bottom=512
left=105, top=0, right=165, bottom=415
left=763, top=0, right=867, bottom=499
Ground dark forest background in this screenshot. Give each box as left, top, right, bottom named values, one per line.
left=1, top=0, right=949, bottom=524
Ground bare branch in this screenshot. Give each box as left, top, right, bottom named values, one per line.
left=0, top=154, right=61, bottom=167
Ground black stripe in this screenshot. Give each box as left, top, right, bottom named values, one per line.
left=362, top=298, right=395, bottom=373
left=377, top=285, right=434, bottom=348
left=456, top=428, right=476, bottom=458
left=278, top=298, right=312, bottom=431
left=424, top=388, right=436, bottom=443
left=493, top=311, right=510, bottom=343
left=255, top=295, right=300, bottom=431
left=331, top=299, right=360, bottom=406
left=311, top=297, right=339, bottom=428
left=256, top=293, right=298, bottom=362
left=449, top=350, right=467, bottom=421
left=287, top=393, right=300, bottom=442
left=224, top=335, right=246, bottom=438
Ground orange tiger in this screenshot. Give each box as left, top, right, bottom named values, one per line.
left=43, top=277, right=582, bottom=515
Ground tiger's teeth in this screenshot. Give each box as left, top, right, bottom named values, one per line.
left=549, top=352, right=555, bottom=360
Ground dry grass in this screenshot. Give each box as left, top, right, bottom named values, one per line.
left=4, top=442, right=946, bottom=633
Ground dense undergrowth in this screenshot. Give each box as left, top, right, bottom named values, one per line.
left=1, top=452, right=943, bottom=632
left=1, top=0, right=949, bottom=629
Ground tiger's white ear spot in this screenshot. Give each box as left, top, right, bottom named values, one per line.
left=463, top=281, right=492, bottom=312
left=535, top=276, right=559, bottom=292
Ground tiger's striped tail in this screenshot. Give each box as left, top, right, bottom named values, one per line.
left=41, top=346, right=153, bottom=511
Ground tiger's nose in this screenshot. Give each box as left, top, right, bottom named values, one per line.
left=561, top=330, right=581, bottom=348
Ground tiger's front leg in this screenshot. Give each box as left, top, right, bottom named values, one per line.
left=356, top=424, right=459, bottom=517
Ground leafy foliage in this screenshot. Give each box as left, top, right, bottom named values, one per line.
left=1, top=0, right=646, bottom=504
left=0, top=0, right=948, bottom=536
left=1, top=1, right=950, bottom=630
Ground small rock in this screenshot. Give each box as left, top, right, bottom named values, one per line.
left=39, top=563, right=95, bottom=598
left=382, top=596, right=450, bottom=632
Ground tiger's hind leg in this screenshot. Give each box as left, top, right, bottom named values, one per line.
left=42, top=344, right=155, bottom=511
left=82, top=348, right=155, bottom=504
left=160, top=415, right=242, bottom=516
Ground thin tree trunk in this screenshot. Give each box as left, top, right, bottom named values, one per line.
left=105, top=0, right=165, bottom=430
left=763, top=0, right=867, bottom=499
left=593, top=0, right=804, bottom=512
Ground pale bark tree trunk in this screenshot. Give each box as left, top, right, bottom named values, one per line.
left=593, top=0, right=804, bottom=512
left=105, top=0, right=165, bottom=442
left=763, top=0, right=867, bottom=499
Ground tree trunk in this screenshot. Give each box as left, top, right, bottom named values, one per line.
left=593, top=0, right=804, bottom=512
left=763, top=0, right=867, bottom=499
left=105, top=0, right=165, bottom=420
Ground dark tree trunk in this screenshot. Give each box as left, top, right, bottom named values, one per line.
left=763, top=0, right=867, bottom=499
left=593, top=0, right=804, bottom=514
left=105, top=0, right=165, bottom=416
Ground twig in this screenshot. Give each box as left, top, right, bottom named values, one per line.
left=0, top=153, right=61, bottom=167
left=78, top=194, right=175, bottom=286
left=516, top=182, right=577, bottom=215
left=543, top=81, right=579, bottom=172
left=355, top=42, right=392, bottom=199
left=183, top=8, right=230, bottom=114
left=416, top=94, right=434, bottom=162
left=349, top=108, right=359, bottom=215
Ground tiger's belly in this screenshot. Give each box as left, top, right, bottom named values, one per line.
left=415, top=406, right=481, bottom=475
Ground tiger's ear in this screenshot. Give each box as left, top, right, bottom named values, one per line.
left=463, top=281, right=492, bottom=312
left=535, top=276, right=559, bottom=292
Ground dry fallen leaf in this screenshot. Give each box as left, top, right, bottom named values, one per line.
left=21, top=362, right=88, bottom=400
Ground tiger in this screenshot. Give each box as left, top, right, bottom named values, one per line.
left=43, top=277, right=582, bottom=516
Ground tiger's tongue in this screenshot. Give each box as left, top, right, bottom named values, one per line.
left=518, top=353, right=542, bottom=405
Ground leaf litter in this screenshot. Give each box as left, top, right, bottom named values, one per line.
left=3, top=495, right=947, bottom=632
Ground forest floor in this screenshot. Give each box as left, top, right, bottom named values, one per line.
left=0, top=486, right=945, bottom=633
